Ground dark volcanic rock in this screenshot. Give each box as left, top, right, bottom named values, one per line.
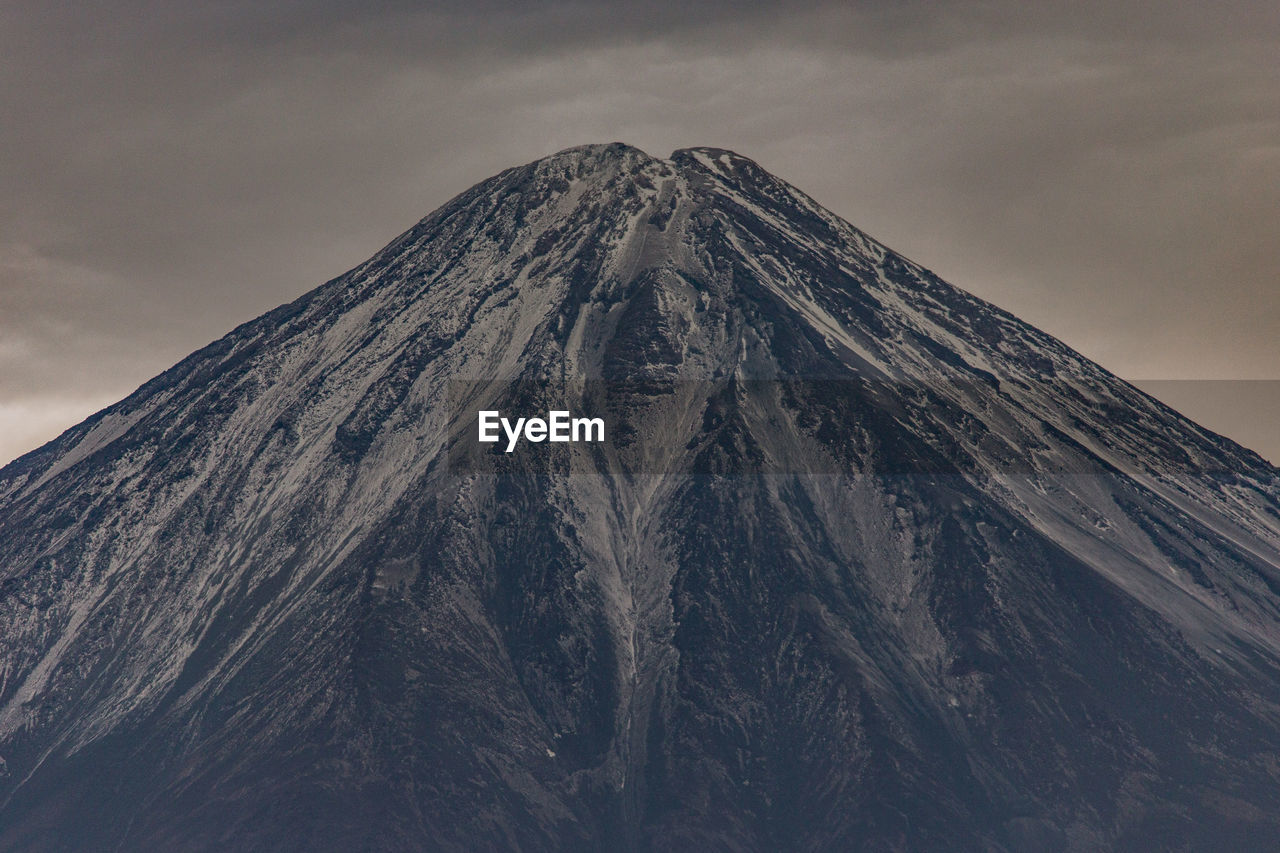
left=3, top=143, right=1280, bottom=851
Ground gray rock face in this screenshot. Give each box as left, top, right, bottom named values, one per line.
left=3, top=143, right=1280, bottom=851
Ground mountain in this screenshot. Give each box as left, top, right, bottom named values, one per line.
left=3, top=143, right=1280, bottom=852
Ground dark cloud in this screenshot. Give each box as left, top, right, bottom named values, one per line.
left=2, top=0, right=1278, bottom=463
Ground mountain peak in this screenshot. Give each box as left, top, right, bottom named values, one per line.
left=532, top=142, right=769, bottom=187
left=529, top=141, right=662, bottom=178
left=544, top=140, right=652, bottom=163
left=669, top=144, right=755, bottom=166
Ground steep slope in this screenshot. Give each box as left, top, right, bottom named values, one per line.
left=2, top=142, right=1280, bottom=851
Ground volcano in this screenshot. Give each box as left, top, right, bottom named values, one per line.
left=3, top=143, right=1280, bottom=851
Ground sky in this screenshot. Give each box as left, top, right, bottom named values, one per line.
left=2, top=0, right=1278, bottom=465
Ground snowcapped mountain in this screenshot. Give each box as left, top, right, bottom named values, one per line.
left=3, top=143, right=1280, bottom=851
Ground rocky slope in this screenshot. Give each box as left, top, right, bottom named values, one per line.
left=3, top=143, right=1280, bottom=851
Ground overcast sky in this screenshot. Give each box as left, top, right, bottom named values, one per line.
left=3, top=0, right=1278, bottom=465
